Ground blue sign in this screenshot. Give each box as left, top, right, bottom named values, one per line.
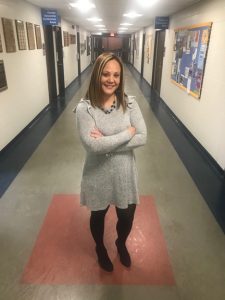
left=155, top=16, right=169, bottom=29
left=41, top=9, right=58, bottom=25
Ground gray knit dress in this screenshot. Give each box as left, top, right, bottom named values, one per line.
left=75, top=96, right=147, bottom=211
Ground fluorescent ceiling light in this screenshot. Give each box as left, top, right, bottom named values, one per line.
left=94, top=24, right=105, bottom=27
left=123, top=12, right=142, bottom=18
left=137, top=0, right=158, bottom=7
left=87, top=17, right=102, bottom=22
left=120, top=23, right=133, bottom=26
left=118, top=27, right=128, bottom=30
left=70, top=1, right=95, bottom=12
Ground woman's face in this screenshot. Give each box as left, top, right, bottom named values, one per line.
left=100, top=59, right=121, bottom=99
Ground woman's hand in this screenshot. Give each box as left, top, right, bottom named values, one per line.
left=90, top=126, right=136, bottom=139
left=127, top=126, right=136, bottom=137
left=90, top=128, right=103, bottom=139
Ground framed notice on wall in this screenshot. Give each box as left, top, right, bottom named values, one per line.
left=171, top=22, right=212, bottom=99
left=80, top=42, right=86, bottom=54
left=63, top=31, right=69, bottom=47
left=70, top=34, right=76, bottom=45
left=34, top=25, right=42, bottom=49
left=134, top=33, right=139, bottom=59
left=0, top=60, right=8, bottom=92
left=26, top=22, right=35, bottom=50
left=2, top=17, right=16, bottom=52
left=0, top=34, right=3, bottom=52
left=15, top=20, right=27, bottom=50
left=146, top=34, right=153, bottom=64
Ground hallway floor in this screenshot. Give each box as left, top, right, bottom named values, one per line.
left=0, top=67, right=225, bottom=300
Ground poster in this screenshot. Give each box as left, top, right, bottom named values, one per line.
left=171, top=22, right=212, bottom=99
left=146, top=34, right=152, bottom=64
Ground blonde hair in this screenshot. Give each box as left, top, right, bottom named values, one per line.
left=85, top=52, right=127, bottom=112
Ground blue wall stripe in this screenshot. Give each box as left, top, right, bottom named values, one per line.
left=0, top=66, right=91, bottom=198
left=127, top=64, right=225, bottom=233
left=1, top=63, right=224, bottom=234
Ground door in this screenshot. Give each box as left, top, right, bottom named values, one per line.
left=132, top=37, right=135, bottom=65
left=91, top=36, right=94, bottom=63
left=77, top=31, right=81, bottom=76
left=43, top=25, right=65, bottom=101
left=140, top=33, right=146, bottom=77
left=122, top=36, right=130, bottom=63
left=55, top=26, right=65, bottom=97
left=43, top=25, right=57, bottom=102
left=152, top=30, right=165, bottom=95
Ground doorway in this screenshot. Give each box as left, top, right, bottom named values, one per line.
left=152, top=30, right=165, bottom=95
left=140, top=33, right=146, bottom=77
left=76, top=31, right=81, bottom=76
left=43, top=25, right=65, bottom=102
left=54, top=26, right=65, bottom=97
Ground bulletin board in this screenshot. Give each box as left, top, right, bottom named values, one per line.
left=171, top=22, right=212, bottom=99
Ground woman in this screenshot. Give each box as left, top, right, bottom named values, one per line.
left=75, top=52, right=147, bottom=272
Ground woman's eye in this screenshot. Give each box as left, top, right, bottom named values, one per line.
left=102, top=73, right=120, bottom=78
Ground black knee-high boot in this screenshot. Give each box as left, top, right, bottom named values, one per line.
left=115, top=204, right=136, bottom=267
left=90, top=206, right=113, bottom=272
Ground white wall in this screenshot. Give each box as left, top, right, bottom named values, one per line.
left=0, top=0, right=91, bottom=151
left=133, top=29, right=143, bottom=73
left=0, top=0, right=49, bottom=151
left=79, top=28, right=91, bottom=72
left=61, top=19, right=78, bottom=87
left=160, top=0, right=225, bottom=168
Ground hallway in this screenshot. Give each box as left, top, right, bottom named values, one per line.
left=0, top=67, right=225, bottom=300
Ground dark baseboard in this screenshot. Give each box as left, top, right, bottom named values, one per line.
left=127, top=64, right=225, bottom=233
left=0, top=65, right=91, bottom=198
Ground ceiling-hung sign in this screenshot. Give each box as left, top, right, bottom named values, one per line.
left=41, top=9, right=58, bottom=26
left=155, top=16, right=169, bottom=30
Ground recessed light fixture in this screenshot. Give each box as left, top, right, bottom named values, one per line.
left=87, top=17, right=103, bottom=22
left=70, top=1, right=95, bottom=12
left=94, top=24, right=105, bottom=27
left=120, top=23, right=133, bottom=26
left=118, top=27, right=128, bottom=30
left=123, top=12, right=142, bottom=18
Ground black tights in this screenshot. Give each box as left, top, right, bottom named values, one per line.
left=90, top=204, right=136, bottom=248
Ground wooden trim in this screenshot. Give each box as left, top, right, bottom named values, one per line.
left=171, top=79, right=200, bottom=99
left=174, top=22, right=212, bottom=31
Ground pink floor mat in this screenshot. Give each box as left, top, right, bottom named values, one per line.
left=21, top=194, right=175, bottom=285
